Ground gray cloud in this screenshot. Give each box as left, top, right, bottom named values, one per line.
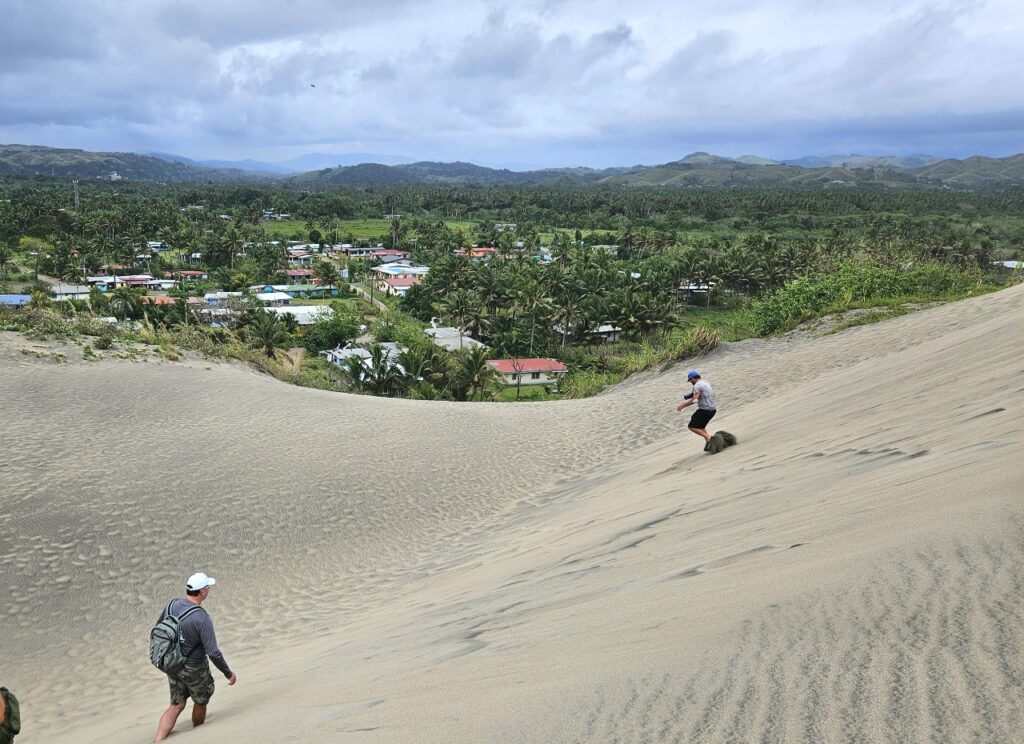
left=0, top=0, right=1020, bottom=165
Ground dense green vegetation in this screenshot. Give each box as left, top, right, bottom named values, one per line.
left=4, top=145, right=1024, bottom=189
left=1, top=176, right=1019, bottom=401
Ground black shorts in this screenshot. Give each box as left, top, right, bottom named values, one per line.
left=689, top=408, right=716, bottom=430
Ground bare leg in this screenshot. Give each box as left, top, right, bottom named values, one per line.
left=192, top=703, right=207, bottom=727
left=156, top=703, right=186, bottom=741
left=689, top=427, right=711, bottom=443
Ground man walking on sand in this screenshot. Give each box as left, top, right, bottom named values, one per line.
left=155, top=573, right=237, bottom=742
left=676, top=369, right=717, bottom=448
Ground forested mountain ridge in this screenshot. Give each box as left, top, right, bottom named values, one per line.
left=289, top=151, right=1024, bottom=189
left=3, top=144, right=1023, bottom=189
left=0, top=144, right=276, bottom=182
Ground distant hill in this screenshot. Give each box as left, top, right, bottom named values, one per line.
left=289, top=152, right=948, bottom=189
left=909, top=154, right=1024, bottom=188
left=3, top=144, right=1022, bottom=189
left=782, top=154, right=939, bottom=169
left=280, top=152, right=416, bottom=171
left=0, top=144, right=275, bottom=182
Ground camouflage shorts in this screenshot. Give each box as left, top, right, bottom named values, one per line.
left=168, top=661, right=215, bottom=706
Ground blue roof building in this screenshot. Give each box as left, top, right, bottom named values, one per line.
left=0, top=294, right=31, bottom=307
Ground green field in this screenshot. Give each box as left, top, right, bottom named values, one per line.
left=261, top=219, right=477, bottom=241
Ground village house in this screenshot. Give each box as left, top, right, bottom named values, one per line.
left=265, top=304, right=333, bottom=330
left=454, top=246, right=497, bottom=260
left=367, top=249, right=410, bottom=263
left=49, top=284, right=92, bottom=301
left=587, top=323, right=622, bottom=344
left=340, top=245, right=384, bottom=259
left=554, top=321, right=623, bottom=344
left=281, top=269, right=315, bottom=284
left=86, top=274, right=177, bottom=292
left=378, top=276, right=421, bottom=297
left=178, top=251, right=204, bottom=265
left=371, top=263, right=429, bottom=280
left=90, top=263, right=129, bottom=276
left=678, top=281, right=716, bottom=305
left=286, top=252, right=315, bottom=266
left=322, top=342, right=405, bottom=371
left=203, top=291, right=243, bottom=305
left=255, top=291, right=292, bottom=307
left=174, top=270, right=209, bottom=282
left=0, top=294, right=31, bottom=307
left=424, top=325, right=487, bottom=352
left=249, top=283, right=340, bottom=299
left=486, top=358, right=568, bottom=387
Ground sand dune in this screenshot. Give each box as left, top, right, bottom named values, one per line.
left=1, top=285, right=1022, bottom=743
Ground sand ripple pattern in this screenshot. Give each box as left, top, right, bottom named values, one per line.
left=565, top=528, right=1024, bottom=744
left=1, top=284, right=1022, bottom=742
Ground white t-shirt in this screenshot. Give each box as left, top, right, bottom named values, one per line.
left=693, top=380, right=716, bottom=410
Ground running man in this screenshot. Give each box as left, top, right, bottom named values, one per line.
left=676, top=369, right=717, bottom=448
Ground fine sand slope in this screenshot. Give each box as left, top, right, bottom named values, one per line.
left=1, top=285, right=1022, bottom=744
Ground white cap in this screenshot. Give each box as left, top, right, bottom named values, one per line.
left=186, top=572, right=216, bottom=591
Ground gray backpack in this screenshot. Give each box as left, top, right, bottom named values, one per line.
left=150, top=599, right=203, bottom=675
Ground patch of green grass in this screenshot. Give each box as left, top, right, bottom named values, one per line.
left=820, top=309, right=905, bottom=335
left=559, top=369, right=618, bottom=399
left=494, top=384, right=561, bottom=402
left=261, top=219, right=477, bottom=241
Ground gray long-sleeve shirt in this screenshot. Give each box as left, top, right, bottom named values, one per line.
left=160, top=597, right=233, bottom=678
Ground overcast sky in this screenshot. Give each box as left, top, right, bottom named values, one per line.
left=1, top=0, right=1021, bottom=168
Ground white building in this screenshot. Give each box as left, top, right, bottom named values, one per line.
left=265, top=305, right=333, bottom=327
left=49, top=284, right=92, bottom=301
left=255, top=292, right=293, bottom=307
left=322, top=342, right=405, bottom=370
left=424, top=326, right=487, bottom=352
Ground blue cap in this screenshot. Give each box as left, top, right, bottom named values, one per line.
left=687, top=369, right=700, bottom=380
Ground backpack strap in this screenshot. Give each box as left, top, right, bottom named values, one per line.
left=174, top=605, right=206, bottom=658
left=177, top=605, right=204, bottom=622
left=163, top=599, right=176, bottom=620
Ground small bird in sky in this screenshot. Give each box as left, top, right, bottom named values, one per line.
left=309, top=83, right=316, bottom=88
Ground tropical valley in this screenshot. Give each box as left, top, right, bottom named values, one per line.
left=1, top=152, right=1021, bottom=403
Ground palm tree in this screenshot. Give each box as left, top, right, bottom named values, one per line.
left=108, top=286, right=143, bottom=320
left=219, top=225, right=245, bottom=270
left=552, top=282, right=586, bottom=347
left=455, top=346, right=498, bottom=401
left=441, top=288, right=475, bottom=349
left=28, top=290, right=51, bottom=309
left=396, top=346, right=429, bottom=391
left=363, top=344, right=402, bottom=396
left=341, top=356, right=368, bottom=391
left=0, top=241, right=13, bottom=280
left=248, top=310, right=289, bottom=358
left=313, top=261, right=338, bottom=295
left=515, top=278, right=552, bottom=356
left=410, top=380, right=444, bottom=400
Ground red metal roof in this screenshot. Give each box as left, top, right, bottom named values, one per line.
left=384, top=277, right=421, bottom=287
left=486, top=358, right=567, bottom=374
left=285, top=269, right=314, bottom=276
